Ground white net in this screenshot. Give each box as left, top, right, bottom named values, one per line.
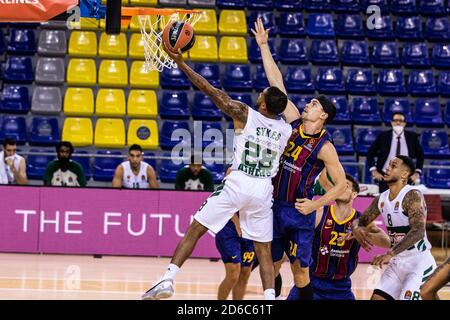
left=138, top=11, right=203, bottom=72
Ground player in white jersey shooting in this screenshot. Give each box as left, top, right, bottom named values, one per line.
left=142, top=44, right=292, bottom=300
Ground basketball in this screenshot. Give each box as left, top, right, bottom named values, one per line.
left=162, top=20, right=196, bottom=53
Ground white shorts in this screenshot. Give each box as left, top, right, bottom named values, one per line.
left=194, top=171, right=274, bottom=242
left=375, top=251, right=437, bottom=300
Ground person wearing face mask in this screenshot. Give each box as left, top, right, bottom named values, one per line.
left=0, top=138, right=28, bottom=185
left=367, top=112, right=424, bottom=193
left=43, top=141, right=86, bottom=187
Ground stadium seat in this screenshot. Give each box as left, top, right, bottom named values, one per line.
left=390, top=0, right=417, bottom=14
left=160, top=120, right=191, bottom=150
left=69, top=18, right=100, bottom=31
left=408, top=70, right=437, bottom=96
left=159, top=91, right=190, bottom=119
left=414, top=99, right=444, bottom=127
left=189, top=36, right=218, bottom=62
left=29, top=117, right=60, bottom=146
left=439, top=71, right=450, bottom=96
left=346, top=69, right=376, bottom=95
left=35, top=57, right=65, bottom=85
left=334, top=0, right=359, bottom=12
left=419, top=0, right=446, bottom=16
left=193, top=63, right=221, bottom=88
left=160, top=66, right=190, bottom=89
left=201, top=161, right=224, bottom=184
left=341, top=40, right=370, bottom=66
left=427, top=161, right=450, bottom=189
left=129, top=0, right=158, bottom=5
left=94, top=118, right=126, bottom=149
left=275, top=0, right=302, bottom=10
left=128, top=15, right=155, bottom=32
left=247, top=0, right=273, bottom=10
left=218, top=10, right=247, bottom=35
left=98, top=60, right=128, bottom=88
left=395, top=16, right=422, bottom=41
left=68, top=31, right=97, bottom=57
left=432, top=44, right=450, bottom=68
left=285, top=67, right=314, bottom=93
left=249, top=38, right=277, bottom=63
left=129, top=61, right=159, bottom=88
left=306, top=13, right=335, bottom=38
left=277, top=39, right=307, bottom=64
left=309, top=40, right=339, bottom=65
left=0, top=116, right=27, bottom=145
left=3, top=56, right=34, bottom=83
left=0, top=30, right=5, bottom=54
left=342, top=159, right=360, bottom=182
left=26, top=149, right=55, bottom=180
left=383, top=98, right=413, bottom=125
left=371, top=42, right=400, bottom=67
left=71, top=150, right=91, bottom=180
left=444, top=101, right=450, bottom=125
left=335, top=14, right=364, bottom=38
left=0, top=85, right=30, bottom=114
left=278, top=13, right=305, bottom=37
left=194, top=9, right=217, bottom=35
left=66, top=59, right=97, bottom=86
left=402, top=43, right=431, bottom=68
left=7, top=29, right=36, bottom=54
left=248, top=11, right=277, bottom=36
left=304, top=0, right=331, bottom=11
left=222, top=64, right=252, bottom=91
left=377, top=69, right=406, bottom=96
left=315, top=68, right=345, bottom=94
left=128, top=33, right=145, bottom=59
left=329, top=96, right=350, bottom=124
left=62, top=117, right=93, bottom=147
left=95, top=89, right=126, bottom=118
left=93, top=150, right=123, bottom=182
left=98, top=32, right=127, bottom=59
left=367, top=16, right=394, bottom=40
left=160, top=156, right=186, bottom=183
left=127, top=119, right=159, bottom=150
left=290, top=95, right=314, bottom=114
left=425, top=17, right=450, bottom=41
left=219, top=36, right=248, bottom=63
left=327, top=126, right=354, bottom=155
left=355, top=128, right=384, bottom=155
left=64, top=88, right=94, bottom=116
left=201, top=122, right=223, bottom=149
left=351, top=97, right=382, bottom=125
left=31, top=86, right=62, bottom=114
left=253, top=65, right=269, bottom=91
left=38, top=30, right=66, bottom=56
left=421, top=130, right=450, bottom=159
left=361, top=0, right=389, bottom=14
left=127, top=90, right=158, bottom=118
left=192, top=92, right=223, bottom=120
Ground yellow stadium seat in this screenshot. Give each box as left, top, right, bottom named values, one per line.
left=62, top=117, right=93, bottom=147
left=219, top=36, right=248, bottom=63
left=129, top=33, right=145, bottom=59
left=67, top=59, right=97, bottom=86
left=94, top=118, right=126, bottom=148
left=129, top=15, right=156, bottom=32
left=64, top=88, right=94, bottom=116
left=127, top=90, right=157, bottom=118
left=96, top=89, right=126, bottom=117
left=194, top=10, right=218, bottom=35
left=98, top=33, right=128, bottom=59
left=127, top=119, right=159, bottom=149
left=189, top=35, right=218, bottom=62
left=99, top=19, right=129, bottom=32
left=129, top=61, right=159, bottom=89
left=129, top=0, right=157, bottom=6
left=68, top=31, right=97, bottom=57
left=219, top=10, right=247, bottom=35
left=98, top=60, right=128, bottom=88
left=101, top=0, right=128, bottom=4
left=69, top=18, right=99, bottom=31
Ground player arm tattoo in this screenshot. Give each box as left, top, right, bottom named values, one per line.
left=356, top=196, right=381, bottom=228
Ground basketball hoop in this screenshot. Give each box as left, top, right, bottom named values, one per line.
left=121, top=8, right=203, bottom=72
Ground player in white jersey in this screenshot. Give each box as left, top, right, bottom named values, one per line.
left=348, top=155, right=436, bottom=300
left=141, top=43, right=292, bottom=301
left=112, top=144, right=158, bottom=189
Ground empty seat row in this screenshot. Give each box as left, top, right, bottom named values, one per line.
left=0, top=116, right=59, bottom=146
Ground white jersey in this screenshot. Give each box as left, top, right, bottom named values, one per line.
left=121, top=161, right=150, bottom=189
left=0, top=151, right=24, bottom=184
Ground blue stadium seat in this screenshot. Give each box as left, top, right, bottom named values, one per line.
left=304, top=0, right=330, bottom=11
left=3, top=56, right=34, bottom=82
left=363, top=162, right=375, bottom=184
left=0, top=85, right=30, bottom=114
left=290, top=95, right=313, bottom=114
left=306, top=13, right=335, bottom=38
left=439, top=71, right=450, bottom=96
left=193, top=63, right=221, bottom=89
left=277, top=39, right=307, bottom=64
left=217, top=0, right=245, bottom=8
left=383, top=98, right=413, bottom=125
left=346, top=69, right=376, bottom=95
left=0, top=116, right=27, bottom=145
left=160, top=155, right=186, bottom=183
left=229, top=93, right=253, bottom=107
left=247, top=0, right=273, bottom=10
left=355, top=128, right=384, bottom=155
left=408, top=70, right=437, bottom=96
left=201, top=121, right=223, bottom=149
left=427, top=161, right=450, bottom=189
left=419, top=0, right=446, bottom=16
left=160, top=66, right=190, bottom=89
left=222, top=64, right=252, bottom=91
left=420, top=130, right=450, bottom=159
left=7, top=29, right=36, bottom=54
left=278, top=13, right=305, bottom=37
left=414, top=99, right=444, bottom=127
left=402, top=43, right=431, bottom=68
left=192, top=92, right=223, bottom=120
left=342, top=161, right=360, bottom=182
left=72, top=150, right=91, bottom=180
left=29, top=117, right=60, bottom=146
left=203, top=161, right=225, bottom=183
left=425, top=17, right=450, bottom=41
left=275, top=0, right=302, bottom=11
left=329, top=96, right=350, bottom=124
left=390, top=0, right=417, bottom=14
left=341, top=40, right=370, bottom=66
left=248, top=38, right=277, bottom=63
left=26, top=149, right=55, bottom=180
left=360, top=0, right=389, bottom=13
left=159, top=91, right=190, bottom=119
left=309, top=40, right=339, bottom=65
left=377, top=69, right=406, bottom=96
left=0, top=30, right=5, bottom=54
left=285, top=67, right=314, bottom=93
left=93, top=150, right=123, bottom=182
left=334, top=0, right=360, bottom=12
left=445, top=101, right=450, bottom=125
left=366, top=16, right=394, bottom=40
left=253, top=65, right=269, bottom=91
left=371, top=42, right=400, bottom=67
left=160, top=120, right=191, bottom=150
left=351, top=97, right=382, bottom=125
left=327, top=126, right=354, bottom=155
left=395, top=16, right=423, bottom=41
left=432, top=44, right=450, bottom=68
left=248, top=11, right=277, bottom=36
left=315, top=68, right=345, bottom=94
left=335, top=14, right=364, bottom=38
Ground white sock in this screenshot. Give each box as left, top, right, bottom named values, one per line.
left=264, top=289, right=276, bottom=300
left=162, top=264, right=179, bottom=281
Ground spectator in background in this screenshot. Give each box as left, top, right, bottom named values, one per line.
left=175, top=155, right=214, bottom=191
left=112, top=144, right=159, bottom=189
left=43, top=141, right=86, bottom=187
left=0, top=138, right=27, bottom=185
left=367, top=112, right=424, bottom=193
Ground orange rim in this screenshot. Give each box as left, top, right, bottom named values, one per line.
left=121, top=7, right=203, bottom=17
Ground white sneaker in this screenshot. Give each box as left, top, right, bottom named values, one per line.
left=142, top=279, right=174, bottom=300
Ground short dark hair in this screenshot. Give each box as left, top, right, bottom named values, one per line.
left=396, top=155, right=416, bottom=177
left=392, top=112, right=406, bottom=121
left=317, top=95, right=336, bottom=124
left=129, top=144, right=143, bottom=153
left=264, top=86, right=288, bottom=115
left=56, top=141, right=74, bottom=154
left=345, top=173, right=360, bottom=193
left=3, top=137, right=17, bottom=148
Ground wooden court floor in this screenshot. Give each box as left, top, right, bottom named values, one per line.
left=0, top=250, right=448, bottom=300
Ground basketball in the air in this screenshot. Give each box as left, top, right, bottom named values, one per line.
left=162, top=21, right=196, bottom=53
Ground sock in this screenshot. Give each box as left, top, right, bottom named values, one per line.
left=287, top=285, right=300, bottom=300
left=297, top=283, right=313, bottom=300
left=162, top=263, right=179, bottom=281
left=264, top=289, right=275, bottom=300
left=275, top=274, right=282, bottom=298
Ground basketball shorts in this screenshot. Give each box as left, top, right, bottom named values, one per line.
left=310, top=275, right=355, bottom=300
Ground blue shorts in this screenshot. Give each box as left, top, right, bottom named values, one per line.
left=272, top=201, right=316, bottom=267
left=311, top=275, right=355, bottom=300
left=215, top=220, right=257, bottom=268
